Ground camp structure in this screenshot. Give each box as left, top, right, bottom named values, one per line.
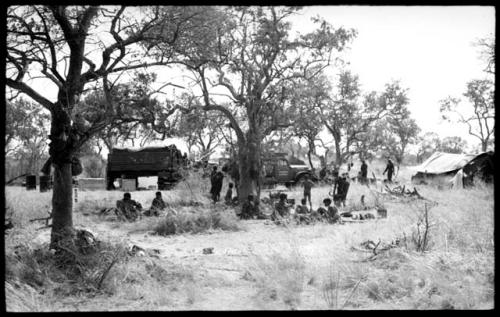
left=411, top=151, right=494, bottom=188
left=106, top=145, right=187, bottom=190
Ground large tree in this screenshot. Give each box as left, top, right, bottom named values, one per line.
left=439, top=79, right=494, bottom=152
left=148, top=7, right=356, bottom=201
left=364, top=102, right=420, bottom=165
left=319, top=72, right=406, bottom=166
left=289, top=73, right=330, bottom=169
left=6, top=5, right=210, bottom=249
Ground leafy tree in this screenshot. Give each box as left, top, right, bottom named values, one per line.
left=440, top=79, right=494, bottom=152
left=416, top=132, right=441, bottom=163
left=365, top=102, right=420, bottom=166
left=438, top=136, right=468, bottom=154
left=320, top=72, right=405, bottom=166
left=148, top=7, right=356, bottom=201
left=5, top=98, right=50, bottom=175
left=6, top=5, right=210, bottom=249
left=176, top=101, right=226, bottom=159
left=77, top=71, right=178, bottom=153
left=290, top=73, right=330, bottom=169
left=474, top=36, right=495, bottom=75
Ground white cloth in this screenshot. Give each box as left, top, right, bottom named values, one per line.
left=450, top=169, right=464, bottom=189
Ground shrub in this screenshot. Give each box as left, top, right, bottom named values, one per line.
left=154, top=208, right=240, bottom=236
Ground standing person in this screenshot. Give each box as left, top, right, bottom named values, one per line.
left=360, top=160, right=368, bottom=185
left=209, top=166, right=218, bottom=200
left=333, top=173, right=350, bottom=207
left=332, top=165, right=339, bottom=182
left=383, top=159, right=395, bottom=182
left=302, top=175, right=314, bottom=210
left=212, top=170, right=224, bottom=203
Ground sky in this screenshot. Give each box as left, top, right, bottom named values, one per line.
left=149, top=5, right=496, bottom=155
left=9, top=6, right=495, bottom=157
left=295, top=6, right=495, bottom=151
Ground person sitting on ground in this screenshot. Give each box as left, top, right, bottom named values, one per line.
left=321, top=198, right=340, bottom=224
left=240, top=194, right=259, bottom=219
left=225, top=182, right=234, bottom=205
left=294, top=198, right=311, bottom=224
left=116, top=192, right=142, bottom=221
left=271, top=193, right=292, bottom=222
left=144, top=191, right=166, bottom=217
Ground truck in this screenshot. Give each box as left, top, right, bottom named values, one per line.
left=261, top=152, right=318, bottom=187
left=106, top=145, right=187, bottom=190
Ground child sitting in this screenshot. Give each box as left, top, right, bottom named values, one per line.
left=294, top=198, right=311, bottom=224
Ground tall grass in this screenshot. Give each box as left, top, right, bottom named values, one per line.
left=4, top=164, right=494, bottom=310
left=153, top=207, right=240, bottom=236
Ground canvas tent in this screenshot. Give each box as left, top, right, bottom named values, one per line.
left=411, top=151, right=494, bottom=187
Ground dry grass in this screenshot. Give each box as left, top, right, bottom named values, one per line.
left=4, top=164, right=494, bottom=310
left=153, top=207, right=240, bottom=236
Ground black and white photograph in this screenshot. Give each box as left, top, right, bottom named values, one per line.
left=4, top=5, right=495, bottom=311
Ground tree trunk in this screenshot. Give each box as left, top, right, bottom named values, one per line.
left=334, top=138, right=342, bottom=166
left=307, top=149, right=314, bottom=170
left=482, top=140, right=488, bottom=152
left=49, top=163, right=74, bottom=250
left=238, top=132, right=261, bottom=204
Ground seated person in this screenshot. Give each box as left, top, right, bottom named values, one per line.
left=144, top=191, right=166, bottom=216
left=294, top=198, right=311, bottom=224
left=271, top=193, right=292, bottom=222
left=116, top=192, right=142, bottom=221
left=240, top=194, right=258, bottom=219
left=323, top=198, right=340, bottom=223
left=225, top=183, right=234, bottom=205
left=316, top=198, right=340, bottom=223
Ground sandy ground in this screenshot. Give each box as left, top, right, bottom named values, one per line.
left=33, top=185, right=403, bottom=310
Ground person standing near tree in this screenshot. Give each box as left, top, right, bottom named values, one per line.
left=360, top=160, right=368, bottom=184
left=209, top=166, right=218, bottom=199
left=383, top=159, right=395, bottom=182
left=302, top=174, right=314, bottom=210
left=212, top=170, right=224, bottom=203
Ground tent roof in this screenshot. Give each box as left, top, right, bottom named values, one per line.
left=413, top=152, right=482, bottom=174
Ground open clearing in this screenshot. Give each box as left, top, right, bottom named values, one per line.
left=5, top=172, right=494, bottom=311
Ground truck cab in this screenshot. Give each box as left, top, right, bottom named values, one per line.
left=262, top=153, right=317, bottom=187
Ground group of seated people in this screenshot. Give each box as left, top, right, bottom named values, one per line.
left=115, top=191, right=168, bottom=221
left=238, top=192, right=342, bottom=225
